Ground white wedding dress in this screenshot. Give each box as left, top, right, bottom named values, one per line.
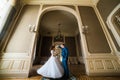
left=37, top=50, right=64, bottom=78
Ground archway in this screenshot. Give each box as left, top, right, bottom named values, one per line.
left=30, top=6, right=85, bottom=77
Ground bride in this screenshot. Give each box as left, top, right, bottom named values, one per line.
left=37, top=45, right=64, bottom=79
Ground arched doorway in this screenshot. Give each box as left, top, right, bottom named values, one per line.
left=30, top=6, right=85, bottom=76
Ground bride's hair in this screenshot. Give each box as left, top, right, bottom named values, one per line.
left=50, top=45, right=55, bottom=51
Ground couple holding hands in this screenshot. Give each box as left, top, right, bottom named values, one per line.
left=37, top=44, right=70, bottom=79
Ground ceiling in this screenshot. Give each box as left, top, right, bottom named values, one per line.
left=39, top=10, right=79, bottom=36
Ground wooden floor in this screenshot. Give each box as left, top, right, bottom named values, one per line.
left=1, top=64, right=120, bottom=80
left=1, top=75, right=120, bottom=80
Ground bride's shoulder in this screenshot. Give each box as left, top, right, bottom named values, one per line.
left=51, top=50, right=54, bottom=54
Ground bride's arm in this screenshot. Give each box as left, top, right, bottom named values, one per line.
left=53, top=50, right=60, bottom=56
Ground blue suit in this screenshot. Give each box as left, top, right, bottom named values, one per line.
left=61, top=47, right=69, bottom=78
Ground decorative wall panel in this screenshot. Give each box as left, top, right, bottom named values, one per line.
left=11, top=60, right=22, bottom=70
left=104, top=60, right=114, bottom=69
left=86, top=58, right=120, bottom=75
left=0, top=59, right=30, bottom=77
left=95, top=60, right=104, bottom=70
left=22, top=60, right=30, bottom=71
left=89, top=61, right=94, bottom=70
left=0, top=60, right=11, bottom=70
left=113, top=60, right=120, bottom=70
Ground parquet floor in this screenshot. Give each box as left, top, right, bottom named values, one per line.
left=1, top=64, right=120, bottom=80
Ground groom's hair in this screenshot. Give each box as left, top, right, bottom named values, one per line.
left=62, top=43, right=65, bottom=47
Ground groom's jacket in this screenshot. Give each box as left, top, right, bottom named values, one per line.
left=61, top=47, right=69, bottom=60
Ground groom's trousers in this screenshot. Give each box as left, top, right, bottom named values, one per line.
left=62, top=58, right=69, bottom=78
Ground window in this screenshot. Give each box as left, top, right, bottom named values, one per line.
left=106, top=4, right=120, bottom=47
left=0, top=0, right=10, bottom=33
left=112, top=9, right=120, bottom=36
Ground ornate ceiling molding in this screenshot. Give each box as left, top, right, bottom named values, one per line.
left=20, top=0, right=94, bottom=6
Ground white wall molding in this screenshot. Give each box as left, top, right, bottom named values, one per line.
left=91, top=0, right=99, bottom=6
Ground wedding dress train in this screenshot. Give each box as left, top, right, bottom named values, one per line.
left=37, top=50, right=64, bottom=78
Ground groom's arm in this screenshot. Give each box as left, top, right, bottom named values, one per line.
left=64, top=48, right=69, bottom=58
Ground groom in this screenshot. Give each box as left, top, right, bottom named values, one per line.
left=60, top=44, right=69, bottom=79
